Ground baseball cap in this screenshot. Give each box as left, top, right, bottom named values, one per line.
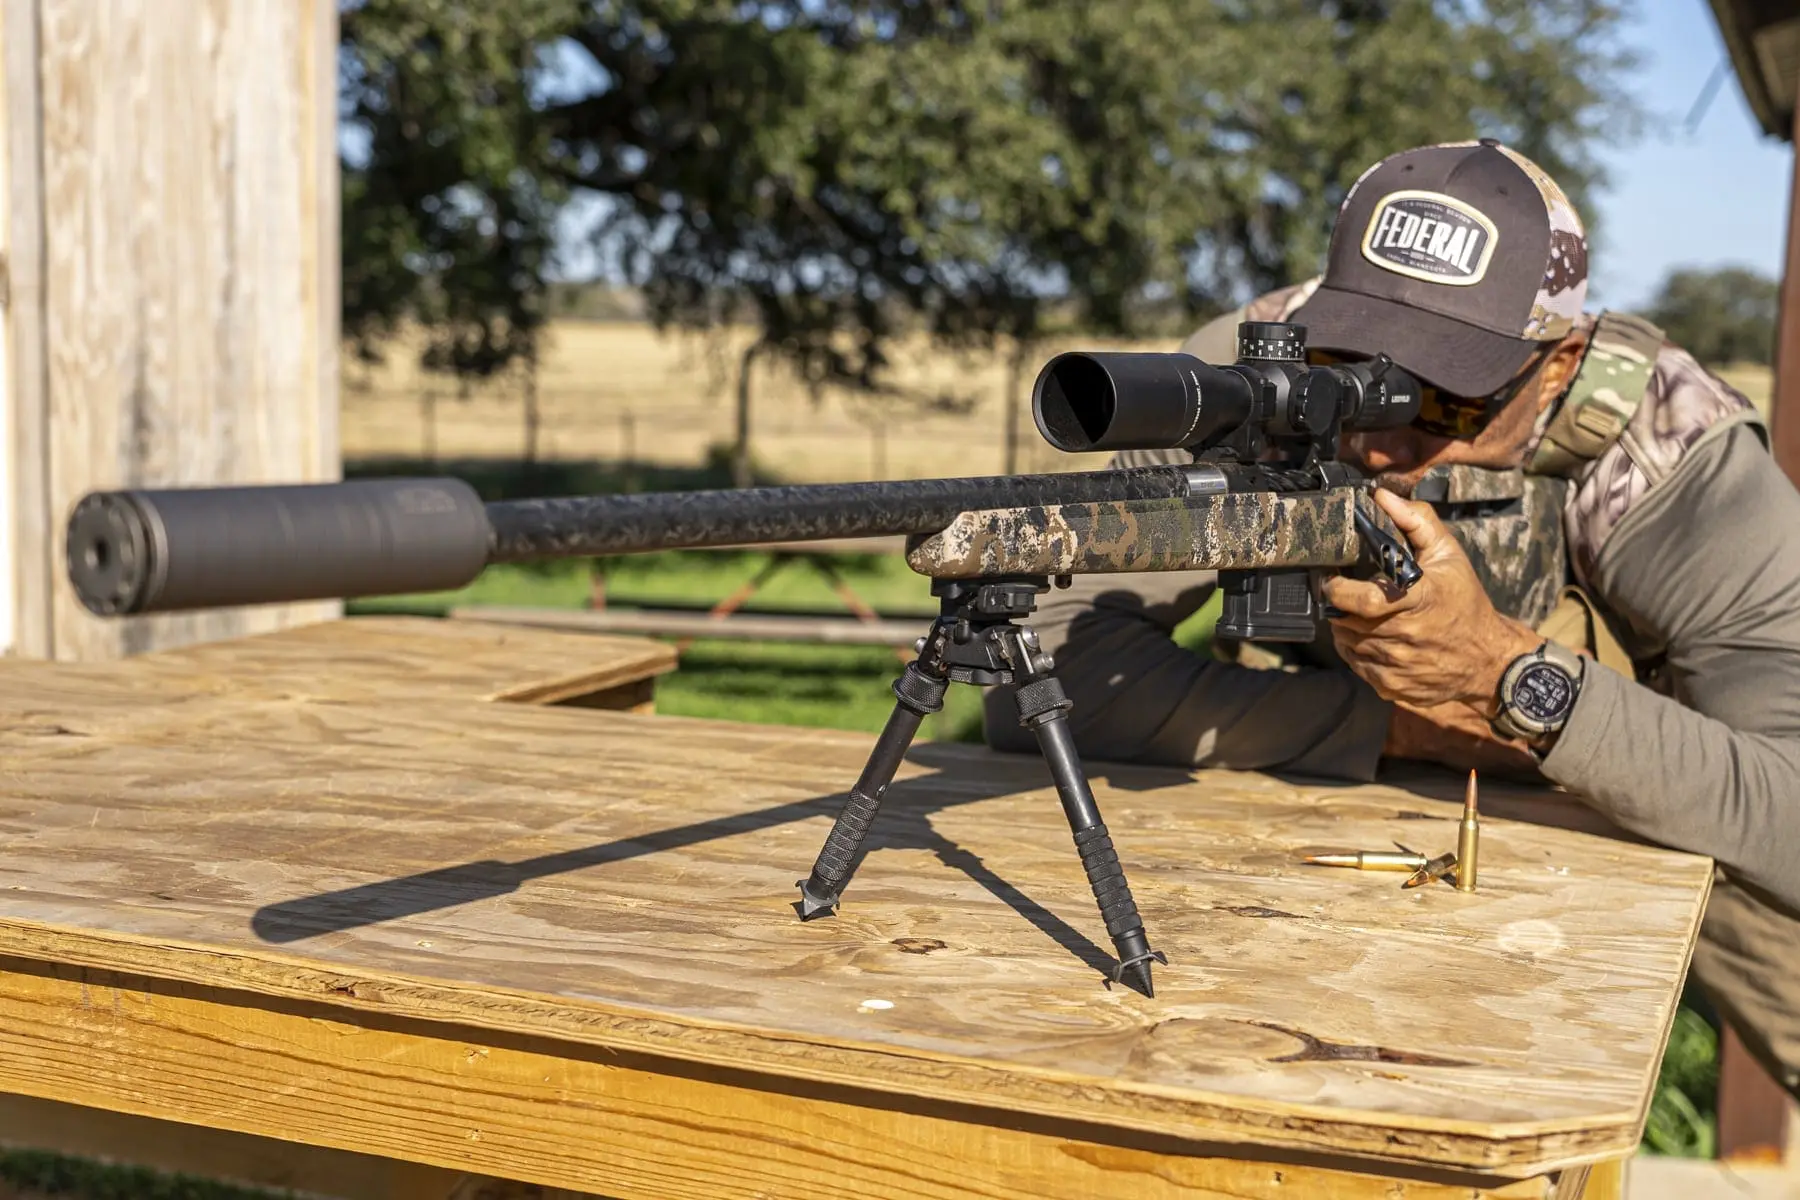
left=1289, top=139, right=1588, bottom=397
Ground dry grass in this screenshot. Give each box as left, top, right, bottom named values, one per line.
left=340, top=321, right=1779, bottom=484
left=341, top=321, right=1163, bottom=482
left=1712, top=363, right=1772, bottom=418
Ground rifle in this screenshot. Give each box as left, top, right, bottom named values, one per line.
left=63, top=320, right=1424, bottom=997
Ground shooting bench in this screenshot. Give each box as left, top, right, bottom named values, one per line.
left=0, top=616, right=1711, bottom=1199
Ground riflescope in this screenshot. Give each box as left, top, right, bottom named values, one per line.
left=1032, top=321, right=1422, bottom=456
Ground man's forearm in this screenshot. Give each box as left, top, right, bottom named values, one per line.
left=1541, top=661, right=1800, bottom=912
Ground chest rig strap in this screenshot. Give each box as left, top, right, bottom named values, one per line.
left=1527, top=310, right=1665, bottom=478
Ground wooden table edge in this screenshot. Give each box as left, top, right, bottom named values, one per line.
left=0, top=916, right=1652, bottom=1180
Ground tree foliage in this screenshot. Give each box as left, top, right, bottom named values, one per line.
left=340, top=0, right=1642, bottom=404
left=1645, top=266, right=1778, bottom=367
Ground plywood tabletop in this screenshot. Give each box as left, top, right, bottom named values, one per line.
left=110, top=614, right=679, bottom=704
left=0, top=623, right=1711, bottom=1181
left=0, top=616, right=677, bottom=719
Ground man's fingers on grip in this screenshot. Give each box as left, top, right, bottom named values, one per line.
left=1374, top=487, right=1447, bottom=554
left=1322, top=575, right=1410, bottom=618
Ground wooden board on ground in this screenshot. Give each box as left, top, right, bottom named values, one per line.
left=0, top=618, right=1710, bottom=1197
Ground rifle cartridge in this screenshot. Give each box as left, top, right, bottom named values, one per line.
left=1304, top=851, right=1431, bottom=872
left=1457, top=770, right=1481, bottom=892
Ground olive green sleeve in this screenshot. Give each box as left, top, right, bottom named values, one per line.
left=980, top=446, right=1394, bottom=780
left=1542, top=423, right=1800, bottom=912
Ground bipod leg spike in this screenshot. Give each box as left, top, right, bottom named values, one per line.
left=796, top=656, right=948, bottom=919
left=1009, top=634, right=1165, bottom=997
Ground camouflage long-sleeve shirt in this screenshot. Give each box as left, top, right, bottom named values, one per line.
left=981, top=290, right=1800, bottom=1095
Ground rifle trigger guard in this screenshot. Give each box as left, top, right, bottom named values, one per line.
left=1353, top=504, right=1422, bottom=591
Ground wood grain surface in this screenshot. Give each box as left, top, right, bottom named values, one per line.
left=0, top=637, right=1710, bottom=1179
left=2, top=0, right=53, bottom=659
left=0, top=958, right=1596, bottom=1199
left=110, top=615, right=680, bottom=706
left=14, top=0, right=339, bottom=661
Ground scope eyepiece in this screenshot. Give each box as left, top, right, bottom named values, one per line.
left=1332, top=354, right=1424, bottom=432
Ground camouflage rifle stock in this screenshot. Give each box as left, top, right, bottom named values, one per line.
left=905, top=488, right=1393, bottom=579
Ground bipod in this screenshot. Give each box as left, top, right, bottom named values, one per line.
left=795, top=575, right=1167, bottom=998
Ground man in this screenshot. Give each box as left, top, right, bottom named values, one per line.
left=984, top=139, right=1800, bottom=1098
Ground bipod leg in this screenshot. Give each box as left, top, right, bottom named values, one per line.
left=797, top=657, right=948, bottom=919
left=1010, top=640, right=1165, bottom=997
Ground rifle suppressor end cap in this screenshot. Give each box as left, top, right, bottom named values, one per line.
left=67, top=492, right=157, bottom=616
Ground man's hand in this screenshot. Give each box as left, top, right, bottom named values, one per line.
left=1385, top=699, right=1543, bottom=779
left=1321, top=488, right=1541, bottom=713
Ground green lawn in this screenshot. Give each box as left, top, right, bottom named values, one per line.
left=7, top=552, right=1719, bottom=1197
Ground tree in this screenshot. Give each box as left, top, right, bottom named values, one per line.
left=339, top=0, right=1643, bottom=479
left=1645, top=267, right=1778, bottom=367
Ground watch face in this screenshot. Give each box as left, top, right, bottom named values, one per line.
left=1513, top=661, right=1576, bottom=724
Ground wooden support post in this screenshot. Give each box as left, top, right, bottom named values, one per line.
left=1718, top=1024, right=1796, bottom=1163
left=1, top=0, right=342, bottom=662
left=1716, top=75, right=1800, bottom=1165
left=1770, top=85, right=1800, bottom=482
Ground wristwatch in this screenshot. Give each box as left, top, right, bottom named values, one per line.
left=1491, top=640, right=1585, bottom=747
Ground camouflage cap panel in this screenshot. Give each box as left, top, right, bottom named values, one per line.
left=1491, top=143, right=1588, bottom=342
left=905, top=491, right=1376, bottom=579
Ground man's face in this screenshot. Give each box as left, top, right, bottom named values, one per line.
left=1328, top=334, right=1585, bottom=495
left=1340, top=391, right=1544, bottom=494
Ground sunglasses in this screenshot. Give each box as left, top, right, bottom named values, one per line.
left=1308, top=346, right=1554, bottom=438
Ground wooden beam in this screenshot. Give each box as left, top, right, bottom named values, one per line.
left=1725, top=70, right=1800, bottom=1164
left=1771, top=82, right=1800, bottom=483
left=0, top=1092, right=474, bottom=1200
left=2, top=0, right=50, bottom=659
left=26, top=0, right=342, bottom=661
left=0, top=959, right=1583, bottom=1200
left=1717, top=1023, right=1795, bottom=1163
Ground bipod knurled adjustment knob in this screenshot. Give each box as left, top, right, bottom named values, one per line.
left=892, top=660, right=948, bottom=716
left=1014, top=677, right=1071, bottom=729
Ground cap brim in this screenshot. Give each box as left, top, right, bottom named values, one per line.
left=1289, top=286, right=1544, bottom=396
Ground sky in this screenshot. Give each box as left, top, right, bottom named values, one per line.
left=548, top=1, right=1794, bottom=310
left=1588, top=0, right=1791, bottom=309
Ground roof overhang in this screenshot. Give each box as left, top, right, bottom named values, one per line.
left=1709, top=0, right=1800, bottom=140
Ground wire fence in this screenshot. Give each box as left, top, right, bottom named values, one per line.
left=340, top=380, right=1103, bottom=482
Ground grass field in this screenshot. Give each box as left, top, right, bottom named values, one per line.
left=342, top=319, right=1145, bottom=482
left=340, top=317, right=1776, bottom=487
